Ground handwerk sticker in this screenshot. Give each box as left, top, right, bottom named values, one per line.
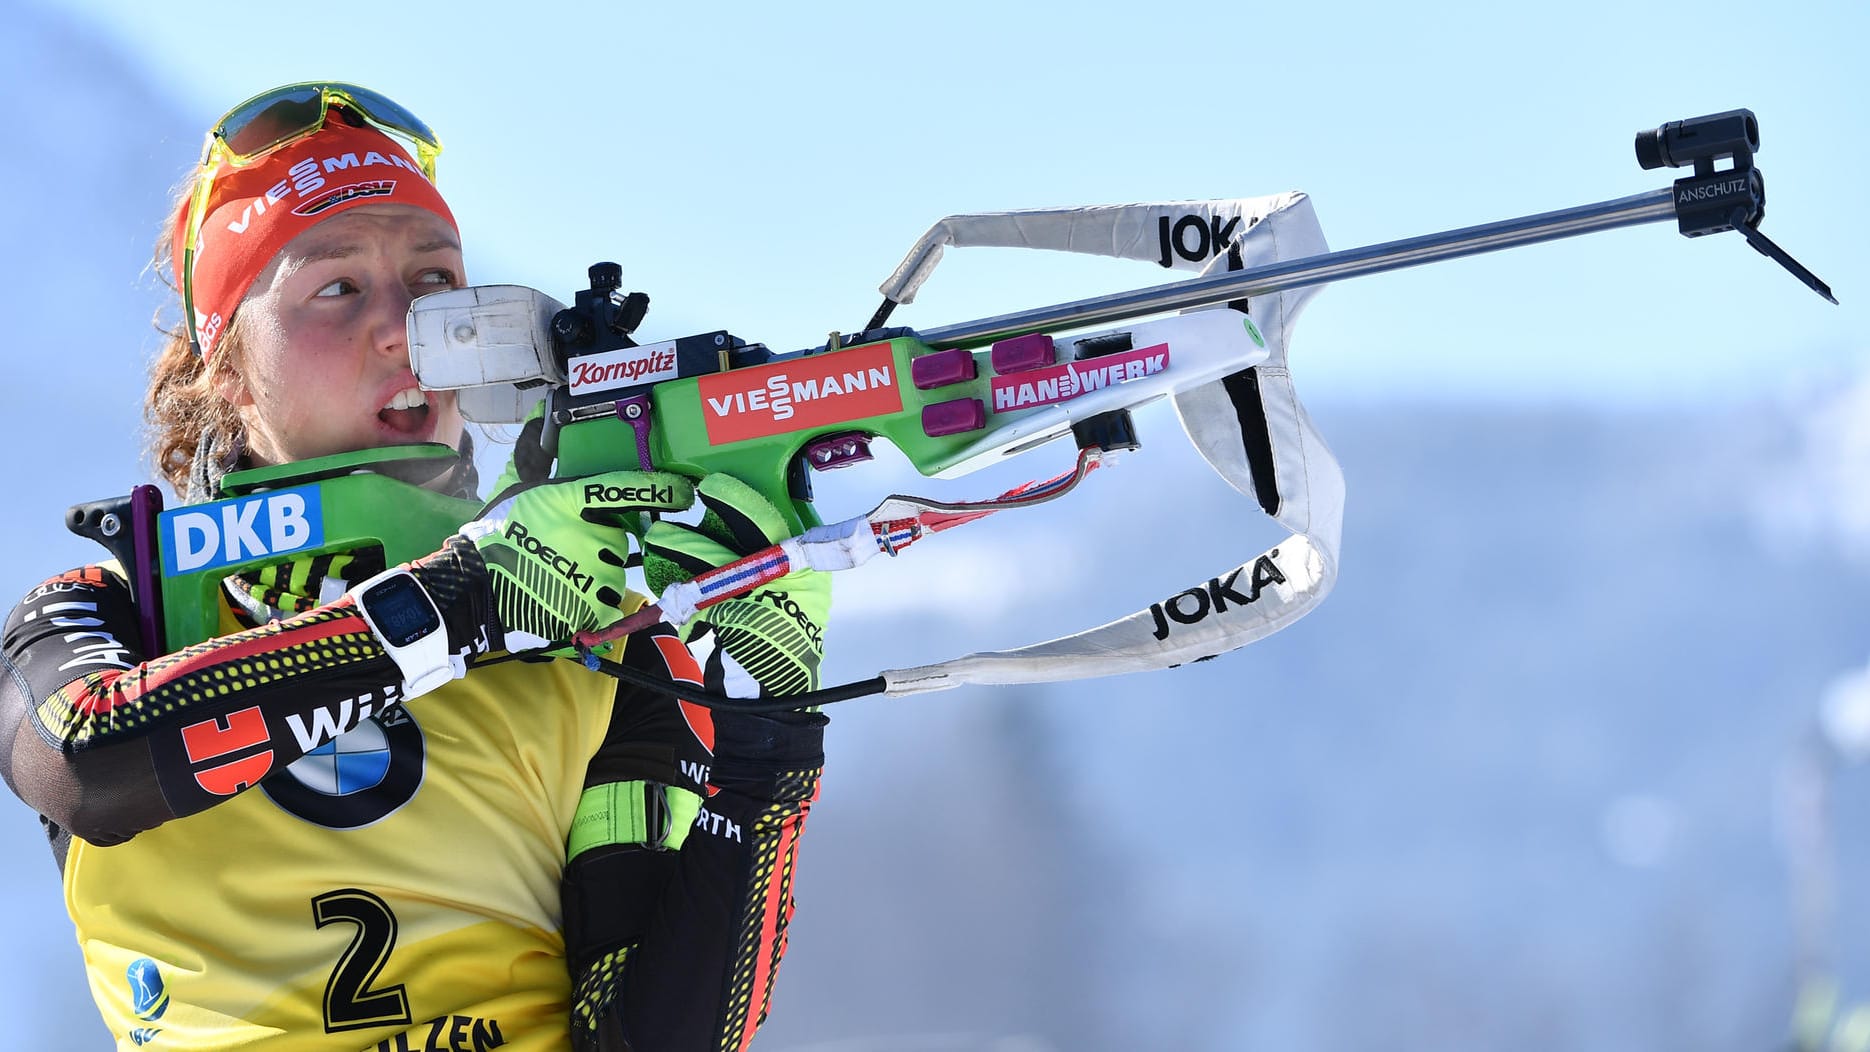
left=990, top=343, right=1170, bottom=413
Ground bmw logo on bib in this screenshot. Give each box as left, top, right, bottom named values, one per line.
left=262, top=706, right=425, bottom=829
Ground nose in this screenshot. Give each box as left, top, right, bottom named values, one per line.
left=368, top=280, right=417, bottom=362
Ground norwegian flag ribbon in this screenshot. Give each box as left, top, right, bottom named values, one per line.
left=574, top=451, right=1103, bottom=649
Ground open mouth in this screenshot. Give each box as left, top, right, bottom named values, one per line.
left=378, top=388, right=432, bottom=435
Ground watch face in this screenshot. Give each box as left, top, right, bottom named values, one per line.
left=362, top=573, right=442, bottom=648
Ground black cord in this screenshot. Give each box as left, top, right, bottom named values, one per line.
left=863, top=297, right=898, bottom=332
left=468, top=648, right=889, bottom=712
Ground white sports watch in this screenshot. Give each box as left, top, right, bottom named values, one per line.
left=347, top=567, right=454, bottom=700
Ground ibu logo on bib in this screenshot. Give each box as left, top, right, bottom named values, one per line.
left=161, top=485, right=324, bottom=575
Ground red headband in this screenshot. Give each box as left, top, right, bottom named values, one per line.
left=173, top=120, right=458, bottom=357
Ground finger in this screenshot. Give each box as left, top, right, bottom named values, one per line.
left=588, top=540, right=637, bottom=611
left=578, top=507, right=646, bottom=534
left=580, top=471, right=695, bottom=517
left=486, top=405, right=554, bottom=505
left=508, top=410, right=553, bottom=485
left=641, top=524, right=739, bottom=594
left=693, top=474, right=787, bottom=552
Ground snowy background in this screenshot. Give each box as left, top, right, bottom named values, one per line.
left=3, top=1, right=1866, bottom=1048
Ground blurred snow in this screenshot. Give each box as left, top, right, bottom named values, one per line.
left=1602, top=793, right=1678, bottom=869
left=1757, top=372, right=1870, bottom=568
left=1821, top=659, right=1870, bottom=764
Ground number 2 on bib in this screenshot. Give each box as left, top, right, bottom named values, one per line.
left=312, top=889, right=412, bottom=1032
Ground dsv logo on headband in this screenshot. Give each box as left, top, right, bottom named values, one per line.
left=223, top=151, right=426, bottom=235
left=294, top=180, right=396, bottom=217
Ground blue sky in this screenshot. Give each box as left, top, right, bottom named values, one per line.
left=57, top=0, right=1866, bottom=407
left=3, top=6, right=1867, bottom=1046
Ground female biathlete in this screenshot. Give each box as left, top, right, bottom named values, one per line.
left=0, top=82, right=829, bottom=1051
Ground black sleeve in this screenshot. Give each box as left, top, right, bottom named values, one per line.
left=560, top=626, right=826, bottom=1052
left=0, top=541, right=491, bottom=849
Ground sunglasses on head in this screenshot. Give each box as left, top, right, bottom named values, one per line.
left=181, top=82, right=444, bottom=355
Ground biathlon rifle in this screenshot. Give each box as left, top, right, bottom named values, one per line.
left=70, top=109, right=1834, bottom=708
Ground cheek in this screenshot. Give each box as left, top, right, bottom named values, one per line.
left=237, top=314, right=357, bottom=422
left=234, top=293, right=297, bottom=365
left=232, top=298, right=296, bottom=388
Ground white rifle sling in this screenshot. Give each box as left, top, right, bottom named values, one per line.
left=878, top=193, right=1310, bottom=305
left=881, top=194, right=1344, bottom=695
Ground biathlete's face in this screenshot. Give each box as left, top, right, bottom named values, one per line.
left=218, top=203, right=466, bottom=466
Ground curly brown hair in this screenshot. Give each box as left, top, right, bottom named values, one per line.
left=144, top=168, right=248, bottom=494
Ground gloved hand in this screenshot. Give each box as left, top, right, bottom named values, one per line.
left=643, top=474, right=830, bottom=698
left=487, top=399, right=554, bottom=501
left=461, top=470, right=694, bottom=651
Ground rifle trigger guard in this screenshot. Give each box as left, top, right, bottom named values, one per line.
left=613, top=393, right=656, bottom=471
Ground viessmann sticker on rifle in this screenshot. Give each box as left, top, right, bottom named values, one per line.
left=569, top=341, right=683, bottom=397
left=699, top=343, right=902, bottom=444
left=990, top=343, right=1170, bottom=411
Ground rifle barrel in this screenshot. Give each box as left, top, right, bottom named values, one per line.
left=919, top=188, right=1677, bottom=348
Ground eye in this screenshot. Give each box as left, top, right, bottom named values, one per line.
left=413, top=268, right=458, bottom=290
left=314, top=279, right=359, bottom=298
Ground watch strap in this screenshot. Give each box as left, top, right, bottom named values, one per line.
left=347, top=567, right=456, bottom=700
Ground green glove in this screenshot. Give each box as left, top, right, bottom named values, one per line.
left=463, top=470, right=694, bottom=650
left=643, top=474, right=830, bottom=697
left=487, top=400, right=554, bottom=501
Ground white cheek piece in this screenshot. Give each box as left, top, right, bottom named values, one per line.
left=346, top=567, right=455, bottom=700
